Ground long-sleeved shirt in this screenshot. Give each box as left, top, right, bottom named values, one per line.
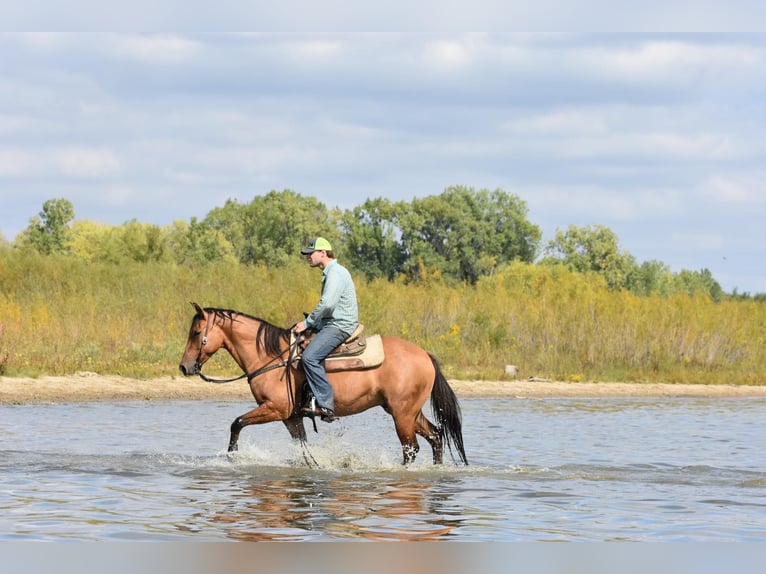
left=304, top=259, right=359, bottom=336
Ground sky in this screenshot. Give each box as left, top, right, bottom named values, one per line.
left=1, top=32, right=765, bottom=294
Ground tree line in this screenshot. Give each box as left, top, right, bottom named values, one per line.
left=6, top=186, right=757, bottom=301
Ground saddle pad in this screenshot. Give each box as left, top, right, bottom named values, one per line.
left=324, top=334, right=384, bottom=371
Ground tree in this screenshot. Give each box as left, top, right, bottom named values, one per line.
left=166, top=217, right=235, bottom=266
left=628, top=259, right=675, bottom=296
left=677, top=268, right=724, bottom=302
left=20, top=198, right=75, bottom=255
left=205, top=190, right=337, bottom=266
left=118, top=220, right=169, bottom=263
left=339, top=198, right=407, bottom=281
left=542, top=224, right=637, bottom=291
left=203, top=198, right=246, bottom=261
left=66, top=220, right=118, bottom=262
left=398, top=186, right=541, bottom=284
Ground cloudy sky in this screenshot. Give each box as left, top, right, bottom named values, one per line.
left=1, top=33, right=765, bottom=293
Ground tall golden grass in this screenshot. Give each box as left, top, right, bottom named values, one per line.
left=1, top=249, right=764, bottom=384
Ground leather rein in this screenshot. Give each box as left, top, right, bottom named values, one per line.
left=198, top=355, right=289, bottom=384
left=194, top=314, right=300, bottom=385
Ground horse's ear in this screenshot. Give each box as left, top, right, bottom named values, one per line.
left=191, top=302, right=204, bottom=317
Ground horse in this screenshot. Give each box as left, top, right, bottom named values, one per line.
left=178, top=302, right=468, bottom=466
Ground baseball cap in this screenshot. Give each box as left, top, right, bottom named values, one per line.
left=301, top=237, right=333, bottom=254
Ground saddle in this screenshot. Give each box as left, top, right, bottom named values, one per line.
left=291, top=324, right=385, bottom=372
left=291, top=324, right=385, bottom=430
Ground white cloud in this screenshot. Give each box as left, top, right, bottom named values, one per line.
left=506, top=104, right=748, bottom=162
left=16, top=32, right=69, bottom=51
left=181, top=110, right=296, bottom=143
left=52, top=147, right=121, bottom=177
left=524, top=185, right=686, bottom=223
left=0, top=114, right=49, bottom=136
left=705, top=175, right=764, bottom=204
left=1, top=33, right=765, bottom=293
left=164, top=169, right=210, bottom=186
left=282, top=39, right=343, bottom=62
left=562, top=132, right=743, bottom=161
left=0, top=148, right=38, bottom=177
left=103, top=185, right=137, bottom=206
left=422, top=40, right=472, bottom=70
left=671, top=231, right=725, bottom=251
left=508, top=109, right=610, bottom=136
left=198, top=145, right=320, bottom=173
left=580, top=40, right=764, bottom=85
left=0, top=146, right=120, bottom=179
left=110, top=34, right=200, bottom=64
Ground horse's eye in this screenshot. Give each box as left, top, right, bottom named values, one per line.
left=193, top=330, right=201, bottom=338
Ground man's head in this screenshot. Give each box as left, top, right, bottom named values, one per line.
left=301, top=237, right=334, bottom=268
left=301, top=237, right=333, bottom=256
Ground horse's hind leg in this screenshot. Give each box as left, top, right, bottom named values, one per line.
left=415, top=411, right=443, bottom=464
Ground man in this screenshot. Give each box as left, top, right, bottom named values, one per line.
left=293, top=236, right=359, bottom=422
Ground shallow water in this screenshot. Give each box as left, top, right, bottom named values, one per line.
left=1, top=397, right=764, bottom=541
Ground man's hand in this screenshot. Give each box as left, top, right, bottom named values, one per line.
left=293, top=320, right=308, bottom=334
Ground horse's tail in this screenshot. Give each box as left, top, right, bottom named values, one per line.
left=429, top=354, right=468, bottom=465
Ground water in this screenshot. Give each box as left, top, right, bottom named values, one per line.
left=1, top=397, right=764, bottom=541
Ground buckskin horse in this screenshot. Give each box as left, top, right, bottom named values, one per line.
left=178, top=303, right=468, bottom=465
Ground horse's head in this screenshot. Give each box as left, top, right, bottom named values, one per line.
left=179, top=302, right=223, bottom=376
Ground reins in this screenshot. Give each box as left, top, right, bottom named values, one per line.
left=197, top=356, right=288, bottom=384
left=195, top=319, right=303, bottom=388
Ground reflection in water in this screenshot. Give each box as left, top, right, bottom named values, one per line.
left=188, top=470, right=464, bottom=541
left=2, top=398, right=766, bottom=541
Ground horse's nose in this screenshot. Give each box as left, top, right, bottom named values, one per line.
left=180, top=361, right=199, bottom=376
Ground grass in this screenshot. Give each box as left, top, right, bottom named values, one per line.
left=1, top=250, right=764, bottom=384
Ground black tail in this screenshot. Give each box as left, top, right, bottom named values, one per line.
left=429, top=354, right=468, bottom=465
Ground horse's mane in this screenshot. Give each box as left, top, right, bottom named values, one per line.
left=203, top=307, right=290, bottom=357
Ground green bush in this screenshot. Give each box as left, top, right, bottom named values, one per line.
left=0, top=250, right=763, bottom=384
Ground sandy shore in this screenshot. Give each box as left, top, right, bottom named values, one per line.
left=1, top=373, right=765, bottom=404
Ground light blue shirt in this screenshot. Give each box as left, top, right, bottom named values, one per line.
left=305, top=259, right=359, bottom=336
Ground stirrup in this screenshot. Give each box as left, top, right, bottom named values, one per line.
left=301, top=396, right=317, bottom=416
left=300, top=396, right=319, bottom=433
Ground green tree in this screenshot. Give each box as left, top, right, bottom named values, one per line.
left=628, top=259, right=676, bottom=296
left=166, top=217, right=236, bottom=266
left=398, top=186, right=541, bottom=283
left=20, top=198, right=75, bottom=255
left=340, top=197, right=407, bottom=281
left=676, top=268, right=724, bottom=302
left=542, top=224, right=637, bottom=290
left=205, top=190, right=337, bottom=266
left=117, top=220, right=169, bottom=263
left=66, top=220, right=118, bottom=262
left=203, top=198, right=246, bottom=260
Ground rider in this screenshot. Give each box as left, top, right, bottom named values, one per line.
left=293, top=237, right=359, bottom=422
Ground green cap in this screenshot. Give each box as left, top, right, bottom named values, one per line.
left=301, top=237, right=333, bottom=254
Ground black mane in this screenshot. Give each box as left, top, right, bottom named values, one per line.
left=204, top=307, right=290, bottom=357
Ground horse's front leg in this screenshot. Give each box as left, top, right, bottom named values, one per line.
left=282, top=416, right=318, bottom=467
left=282, top=416, right=308, bottom=443
left=228, top=402, right=283, bottom=452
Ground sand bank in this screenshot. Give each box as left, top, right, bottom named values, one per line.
left=2, top=373, right=764, bottom=404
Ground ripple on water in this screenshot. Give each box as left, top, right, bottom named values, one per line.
left=1, top=397, right=765, bottom=541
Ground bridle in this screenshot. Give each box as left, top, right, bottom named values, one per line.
left=198, top=352, right=291, bottom=384
left=192, top=311, right=301, bottom=386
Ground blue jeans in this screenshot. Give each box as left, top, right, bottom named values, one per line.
left=301, top=326, right=349, bottom=412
